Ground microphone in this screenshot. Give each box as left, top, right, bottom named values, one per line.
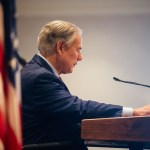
left=113, top=77, right=150, bottom=88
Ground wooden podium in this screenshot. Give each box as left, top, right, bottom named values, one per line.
left=81, top=116, right=150, bottom=150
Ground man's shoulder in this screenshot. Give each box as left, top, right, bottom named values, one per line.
left=21, top=60, right=58, bottom=82
left=22, top=63, right=50, bottom=77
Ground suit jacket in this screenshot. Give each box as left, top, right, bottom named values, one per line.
left=21, top=54, right=123, bottom=149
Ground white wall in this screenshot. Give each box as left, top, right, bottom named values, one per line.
left=16, top=0, right=150, bottom=149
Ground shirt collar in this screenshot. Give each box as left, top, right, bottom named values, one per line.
left=37, top=52, right=59, bottom=78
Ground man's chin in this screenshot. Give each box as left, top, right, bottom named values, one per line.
left=67, top=70, right=73, bottom=74
left=62, top=69, right=73, bottom=74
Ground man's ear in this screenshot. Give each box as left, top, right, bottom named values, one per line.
left=55, top=41, right=65, bottom=55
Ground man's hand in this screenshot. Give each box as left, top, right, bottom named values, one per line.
left=133, top=105, right=150, bottom=116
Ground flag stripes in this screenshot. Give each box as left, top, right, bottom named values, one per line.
left=0, top=0, right=22, bottom=149
left=0, top=2, right=6, bottom=150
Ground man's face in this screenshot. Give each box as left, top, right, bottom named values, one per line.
left=59, top=34, right=83, bottom=74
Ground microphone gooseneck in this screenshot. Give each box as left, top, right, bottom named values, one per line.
left=113, top=77, right=150, bottom=88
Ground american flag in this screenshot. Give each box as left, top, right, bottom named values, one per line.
left=0, top=2, right=6, bottom=150
left=0, top=0, right=22, bottom=149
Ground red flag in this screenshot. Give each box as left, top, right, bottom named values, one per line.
left=0, top=2, right=6, bottom=150
left=1, top=0, right=22, bottom=149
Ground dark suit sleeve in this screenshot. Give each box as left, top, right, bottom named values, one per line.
left=32, top=72, right=122, bottom=123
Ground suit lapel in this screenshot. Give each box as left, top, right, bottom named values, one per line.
left=32, top=54, right=70, bottom=92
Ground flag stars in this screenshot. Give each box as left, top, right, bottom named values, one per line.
left=10, top=32, right=19, bottom=50
left=9, top=57, right=17, bottom=71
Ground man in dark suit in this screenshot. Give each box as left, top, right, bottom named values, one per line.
left=21, top=20, right=150, bottom=150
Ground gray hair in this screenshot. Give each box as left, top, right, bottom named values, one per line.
left=37, top=20, right=82, bottom=56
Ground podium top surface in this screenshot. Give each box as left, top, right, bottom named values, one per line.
left=81, top=116, right=150, bottom=142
